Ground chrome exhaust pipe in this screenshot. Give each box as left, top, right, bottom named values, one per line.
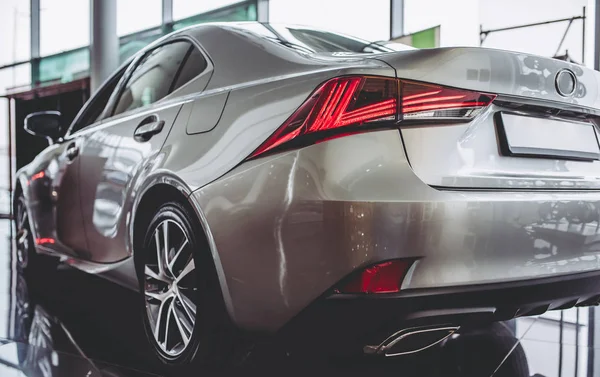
left=364, top=325, right=459, bottom=357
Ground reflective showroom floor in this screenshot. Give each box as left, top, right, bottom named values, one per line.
left=0, top=218, right=598, bottom=377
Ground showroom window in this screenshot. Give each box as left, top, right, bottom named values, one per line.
left=0, top=64, right=31, bottom=215
left=268, top=0, right=391, bottom=42
left=117, top=0, right=162, bottom=37
left=40, top=0, right=90, bottom=56
left=0, top=0, right=30, bottom=67
left=173, top=0, right=246, bottom=21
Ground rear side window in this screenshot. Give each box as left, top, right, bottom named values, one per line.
left=171, top=47, right=207, bottom=92
left=112, top=41, right=191, bottom=116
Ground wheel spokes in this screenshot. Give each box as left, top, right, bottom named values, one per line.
left=162, top=221, right=170, bottom=275
left=175, top=258, right=195, bottom=285
left=144, top=265, right=163, bottom=282
left=168, top=239, right=188, bottom=275
left=154, top=228, right=164, bottom=276
left=152, top=296, right=169, bottom=339
left=171, top=301, right=191, bottom=347
left=177, top=290, right=197, bottom=320
left=144, top=219, right=197, bottom=357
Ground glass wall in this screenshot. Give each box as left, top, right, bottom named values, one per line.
left=480, top=0, right=588, bottom=65
left=268, top=0, right=391, bottom=42
left=40, top=0, right=90, bottom=56
left=0, top=65, right=31, bottom=215
left=0, top=0, right=258, bottom=216
left=0, top=0, right=30, bottom=67
left=173, top=0, right=246, bottom=20
left=117, top=0, right=162, bottom=36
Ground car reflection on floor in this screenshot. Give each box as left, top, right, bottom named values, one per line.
left=0, top=219, right=597, bottom=377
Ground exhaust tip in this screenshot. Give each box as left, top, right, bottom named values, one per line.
left=364, top=324, right=459, bottom=357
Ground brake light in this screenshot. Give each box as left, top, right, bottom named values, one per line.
left=401, top=80, right=496, bottom=120
left=336, top=259, right=413, bottom=294
left=247, top=77, right=495, bottom=160
left=36, top=237, right=55, bottom=245
left=248, top=76, right=398, bottom=159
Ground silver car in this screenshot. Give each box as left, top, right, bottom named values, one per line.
left=14, top=22, right=600, bottom=365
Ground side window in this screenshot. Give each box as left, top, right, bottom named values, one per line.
left=171, top=47, right=208, bottom=92
left=69, top=67, right=126, bottom=134
left=112, top=41, right=191, bottom=116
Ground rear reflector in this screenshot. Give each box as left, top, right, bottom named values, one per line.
left=247, top=76, right=495, bottom=160
left=336, top=260, right=413, bottom=294
left=401, top=80, right=496, bottom=120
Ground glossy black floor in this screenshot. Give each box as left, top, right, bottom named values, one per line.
left=0, top=218, right=598, bottom=377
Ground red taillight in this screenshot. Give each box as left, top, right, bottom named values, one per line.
left=35, top=237, right=55, bottom=245
left=248, top=76, right=495, bottom=160
left=401, top=80, right=496, bottom=120
left=248, top=76, right=398, bottom=159
left=336, top=260, right=413, bottom=294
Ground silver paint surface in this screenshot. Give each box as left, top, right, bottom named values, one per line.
left=14, top=22, right=600, bottom=332
left=192, top=130, right=600, bottom=330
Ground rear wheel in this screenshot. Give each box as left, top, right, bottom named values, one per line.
left=138, top=202, right=243, bottom=368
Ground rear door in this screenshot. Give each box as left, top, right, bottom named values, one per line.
left=77, top=40, right=203, bottom=263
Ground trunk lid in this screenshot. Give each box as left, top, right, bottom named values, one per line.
left=374, top=47, right=600, bottom=109
left=373, top=48, right=600, bottom=190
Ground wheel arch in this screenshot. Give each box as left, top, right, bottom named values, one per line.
left=130, top=178, right=235, bottom=322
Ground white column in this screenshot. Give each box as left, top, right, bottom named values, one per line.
left=90, top=0, right=118, bottom=92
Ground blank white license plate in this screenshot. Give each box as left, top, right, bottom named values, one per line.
left=498, top=113, right=600, bottom=161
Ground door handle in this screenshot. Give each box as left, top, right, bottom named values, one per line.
left=134, top=116, right=165, bottom=141
left=66, top=144, right=79, bottom=160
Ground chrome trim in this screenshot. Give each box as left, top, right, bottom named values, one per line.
left=555, top=69, right=577, bottom=97
left=364, top=325, right=459, bottom=357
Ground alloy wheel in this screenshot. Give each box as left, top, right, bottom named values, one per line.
left=143, top=219, right=198, bottom=357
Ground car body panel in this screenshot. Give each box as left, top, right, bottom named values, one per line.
left=400, top=103, right=600, bottom=190
left=77, top=102, right=184, bottom=263
left=375, top=47, right=597, bottom=108
left=13, top=22, right=600, bottom=333
left=192, top=130, right=600, bottom=331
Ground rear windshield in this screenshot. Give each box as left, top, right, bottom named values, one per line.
left=238, top=23, right=413, bottom=54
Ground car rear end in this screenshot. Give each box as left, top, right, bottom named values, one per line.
left=192, top=43, right=600, bottom=355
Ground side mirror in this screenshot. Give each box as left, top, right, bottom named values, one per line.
left=24, top=111, right=63, bottom=144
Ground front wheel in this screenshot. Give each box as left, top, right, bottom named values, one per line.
left=138, top=202, right=244, bottom=368
left=15, top=196, right=34, bottom=270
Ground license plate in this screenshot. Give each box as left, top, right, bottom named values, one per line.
left=497, top=112, right=600, bottom=161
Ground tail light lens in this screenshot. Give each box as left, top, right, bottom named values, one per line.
left=335, top=259, right=413, bottom=294
left=248, top=76, right=398, bottom=159
left=248, top=76, right=495, bottom=160
left=401, top=80, right=496, bottom=120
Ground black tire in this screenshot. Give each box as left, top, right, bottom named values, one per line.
left=14, top=195, right=54, bottom=279
left=137, top=201, right=245, bottom=370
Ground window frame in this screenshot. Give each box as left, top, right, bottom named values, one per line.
left=106, top=35, right=211, bottom=119
left=64, top=34, right=212, bottom=139
left=64, top=63, right=130, bottom=138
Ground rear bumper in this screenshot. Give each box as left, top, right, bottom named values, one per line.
left=278, top=269, right=600, bottom=356
left=191, top=130, right=600, bottom=331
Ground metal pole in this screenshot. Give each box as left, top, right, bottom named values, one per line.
left=595, top=0, right=600, bottom=70
left=582, top=6, right=586, bottom=64
left=30, top=0, right=40, bottom=85
left=390, top=0, right=404, bottom=39
left=162, top=0, right=173, bottom=33
left=257, top=0, right=269, bottom=22
left=588, top=307, right=595, bottom=377
left=559, top=311, right=564, bottom=377
left=6, top=98, right=13, bottom=220
left=90, top=0, right=118, bottom=92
